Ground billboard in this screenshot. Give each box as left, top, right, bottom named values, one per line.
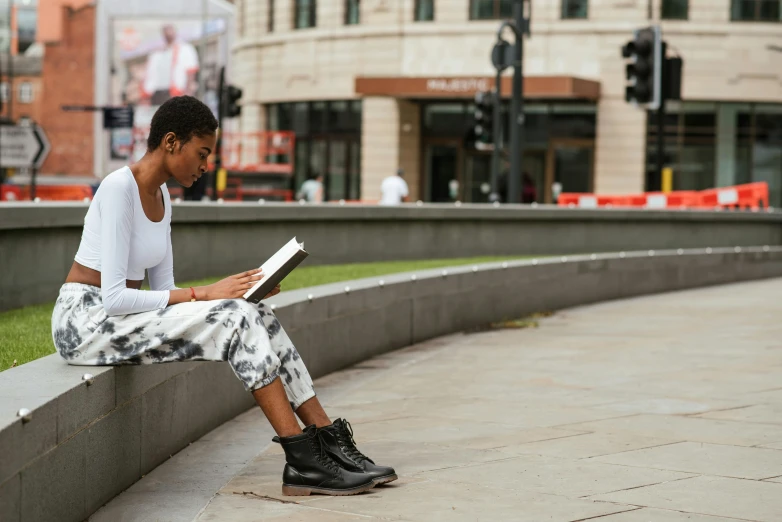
left=109, top=17, right=227, bottom=162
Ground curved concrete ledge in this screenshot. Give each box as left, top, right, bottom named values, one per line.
left=2, top=246, right=782, bottom=521
left=3, top=203, right=782, bottom=311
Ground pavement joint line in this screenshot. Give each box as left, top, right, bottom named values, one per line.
left=760, top=474, right=782, bottom=481
left=685, top=404, right=756, bottom=417
left=588, top=504, right=760, bottom=522
left=580, top=474, right=700, bottom=499
left=576, top=457, right=782, bottom=482
left=232, top=492, right=381, bottom=519
left=236, top=491, right=303, bottom=505
left=544, top=412, right=646, bottom=430
left=479, top=430, right=594, bottom=451
left=579, top=440, right=687, bottom=460
left=569, top=506, right=643, bottom=522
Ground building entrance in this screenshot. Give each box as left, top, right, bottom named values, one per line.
left=420, top=101, right=596, bottom=203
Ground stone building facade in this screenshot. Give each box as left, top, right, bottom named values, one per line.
left=232, top=0, right=782, bottom=205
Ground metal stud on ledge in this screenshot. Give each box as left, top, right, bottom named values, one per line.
left=501, top=262, right=508, bottom=269
left=648, top=250, right=655, bottom=256
left=454, top=201, right=462, bottom=207
left=82, top=373, right=95, bottom=386
left=17, top=408, right=32, bottom=423
left=344, top=286, right=351, bottom=294
left=734, top=246, right=742, bottom=253
left=706, top=247, right=713, bottom=254
left=339, top=199, right=346, bottom=206
left=493, top=201, right=500, bottom=208
left=532, top=259, right=538, bottom=265
left=677, top=249, right=684, bottom=255
left=378, top=280, right=385, bottom=287
left=620, top=252, right=626, bottom=258
left=472, top=266, right=478, bottom=273
left=270, top=304, right=277, bottom=311
left=590, top=254, right=597, bottom=260
left=307, top=294, right=313, bottom=302
left=561, top=256, right=568, bottom=262
left=416, top=200, right=423, bottom=206
left=410, top=275, right=417, bottom=281
left=764, top=245, right=770, bottom=252
left=441, top=270, right=448, bottom=278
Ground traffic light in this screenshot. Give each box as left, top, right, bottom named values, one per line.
left=473, top=90, right=495, bottom=150
left=622, top=26, right=662, bottom=110
left=223, top=84, right=243, bottom=118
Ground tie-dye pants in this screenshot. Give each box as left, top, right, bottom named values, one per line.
left=51, top=283, right=316, bottom=410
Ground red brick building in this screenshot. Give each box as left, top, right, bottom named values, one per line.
left=0, top=56, right=44, bottom=125
left=37, top=2, right=96, bottom=175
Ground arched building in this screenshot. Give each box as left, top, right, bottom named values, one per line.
left=232, top=0, right=782, bottom=204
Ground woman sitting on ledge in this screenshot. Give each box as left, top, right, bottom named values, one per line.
left=51, top=96, right=395, bottom=497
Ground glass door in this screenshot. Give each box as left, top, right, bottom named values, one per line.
left=327, top=140, right=347, bottom=201
left=464, top=152, right=492, bottom=202
left=425, top=143, right=460, bottom=202
left=546, top=139, right=595, bottom=202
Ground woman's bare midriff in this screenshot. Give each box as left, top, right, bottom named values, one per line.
left=65, top=261, right=143, bottom=290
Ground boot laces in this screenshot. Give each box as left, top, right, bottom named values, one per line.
left=337, top=420, right=370, bottom=465
left=310, top=430, right=341, bottom=476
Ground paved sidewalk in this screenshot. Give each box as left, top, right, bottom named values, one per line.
left=99, top=279, right=782, bottom=521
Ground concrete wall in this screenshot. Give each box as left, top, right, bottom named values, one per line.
left=3, top=203, right=782, bottom=312
left=2, top=247, right=782, bottom=521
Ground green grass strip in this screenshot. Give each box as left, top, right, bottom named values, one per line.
left=0, top=256, right=524, bottom=371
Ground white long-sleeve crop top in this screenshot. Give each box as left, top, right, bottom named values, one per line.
left=74, top=167, right=177, bottom=316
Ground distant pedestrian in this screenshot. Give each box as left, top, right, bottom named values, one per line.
left=297, top=173, right=324, bottom=203
left=379, top=168, right=409, bottom=205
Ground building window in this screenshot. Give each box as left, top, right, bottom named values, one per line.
left=646, top=103, right=717, bottom=192
left=16, top=7, right=37, bottom=54
left=469, top=0, right=513, bottom=20
left=415, top=0, right=434, bottom=21
left=267, top=100, right=363, bottom=201
left=731, top=0, right=781, bottom=21
left=561, top=0, right=588, bottom=19
left=0, top=83, right=8, bottom=102
left=18, top=82, right=33, bottom=104
left=294, top=0, right=317, bottom=29
left=345, top=0, right=360, bottom=24
left=345, top=0, right=361, bottom=25
left=662, top=0, right=688, bottom=19
left=735, top=105, right=782, bottom=206
left=268, top=0, right=275, bottom=32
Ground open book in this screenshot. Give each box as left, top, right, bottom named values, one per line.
left=243, top=237, right=309, bottom=304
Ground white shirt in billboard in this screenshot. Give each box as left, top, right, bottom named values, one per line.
left=144, top=42, right=199, bottom=97
left=380, top=176, right=409, bottom=206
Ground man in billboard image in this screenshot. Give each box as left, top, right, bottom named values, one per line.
left=143, top=24, right=200, bottom=105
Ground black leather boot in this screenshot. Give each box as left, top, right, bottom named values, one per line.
left=319, top=418, right=398, bottom=485
left=272, top=425, right=375, bottom=496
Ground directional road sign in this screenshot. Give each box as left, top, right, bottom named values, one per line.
left=0, top=124, right=51, bottom=168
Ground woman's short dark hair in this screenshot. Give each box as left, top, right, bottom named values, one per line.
left=146, top=96, right=218, bottom=151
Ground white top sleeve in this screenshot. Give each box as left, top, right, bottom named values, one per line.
left=99, top=179, right=171, bottom=316
left=147, top=224, right=178, bottom=292
left=401, top=179, right=409, bottom=197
